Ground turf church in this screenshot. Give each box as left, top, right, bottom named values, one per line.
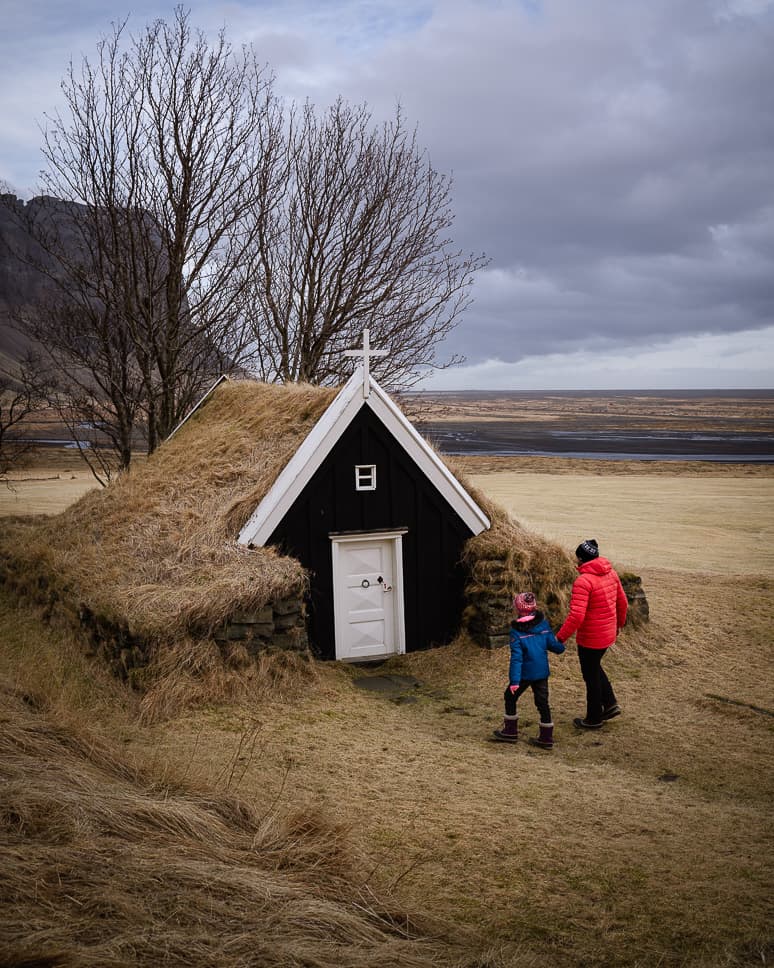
left=238, top=331, right=490, bottom=662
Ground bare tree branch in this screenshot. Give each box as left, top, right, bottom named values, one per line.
left=248, top=99, right=489, bottom=390
left=3, top=8, right=282, bottom=468
left=2, top=9, right=486, bottom=478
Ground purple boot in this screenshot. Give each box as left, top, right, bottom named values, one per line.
left=492, top=714, right=518, bottom=743
left=529, top=722, right=554, bottom=749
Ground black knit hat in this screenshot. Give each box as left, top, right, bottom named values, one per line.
left=575, top=539, right=599, bottom=562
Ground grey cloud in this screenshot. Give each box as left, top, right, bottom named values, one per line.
left=1, top=0, right=772, bottom=383
left=302, top=0, right=774, bottom=369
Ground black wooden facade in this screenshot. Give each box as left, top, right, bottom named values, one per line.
left=267, top=406, right=474, bottom=660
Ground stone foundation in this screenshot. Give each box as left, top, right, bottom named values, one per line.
left=460, top=550, right=555, bottom=650
left=213, top=597, right=308, bottom=655
left=0, top=554, right=151, bottom=684
left=618, top=573, right=650, bottom=627
left=462, top=560, right=649, bottom=650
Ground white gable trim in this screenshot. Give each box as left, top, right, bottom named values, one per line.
left=237, top=368, right=490, bottom=547
left=365, top=380, right=490, bottom=535
left=166, top=375, right=229, bottom=440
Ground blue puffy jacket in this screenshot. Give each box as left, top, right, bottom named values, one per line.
left=509, top=612, right=565, bottom=685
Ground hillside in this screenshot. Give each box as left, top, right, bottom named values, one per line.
left=1, top=538, right=771, bottom=966
left=0, top=194, right=76, bottom=370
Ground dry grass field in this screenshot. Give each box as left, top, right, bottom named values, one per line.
left=128, top=459, right=773, bottom=967
left=1, top=418, right=773, bottom=965
left=407, top=389, right=774, bottom=433
left=461, top=465, right=774, bottom=575
left=1, top=449, right=99, bottom=515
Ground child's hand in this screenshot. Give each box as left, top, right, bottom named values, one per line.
left=509, top=683, right=520, bottom=694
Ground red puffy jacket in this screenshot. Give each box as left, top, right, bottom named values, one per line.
left=557, top=557, right=628, bottom=649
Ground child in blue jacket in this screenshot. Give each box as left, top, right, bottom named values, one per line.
left=492, top=592, right=565, bottom=748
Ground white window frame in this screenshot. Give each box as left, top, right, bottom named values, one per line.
left=355, top=464, right=377, bottom=491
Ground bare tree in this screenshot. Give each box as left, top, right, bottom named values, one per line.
left=7, top=7, right=283, bottom=467
left=0, top=358, right=50, bottom=479
left=248, top=98, right=488, bottom=389
left=3, top=9, right=485, bottom=479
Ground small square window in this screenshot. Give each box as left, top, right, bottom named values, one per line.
left=355, top=464, right=376, bottom=491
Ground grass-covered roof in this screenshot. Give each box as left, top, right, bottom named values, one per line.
left=2, top=380, right=339, bottom=641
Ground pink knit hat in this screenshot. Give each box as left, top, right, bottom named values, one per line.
left=513, top=592, right=537, bottom=617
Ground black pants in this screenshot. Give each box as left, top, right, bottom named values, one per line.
left=504, top=679, right=552, bottom=723
left=577, top=645, right=617, bottom=724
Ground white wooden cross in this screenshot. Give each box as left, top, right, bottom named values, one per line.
left=344, top=329, right=387, bottom=399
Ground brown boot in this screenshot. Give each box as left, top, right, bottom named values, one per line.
left=492, top=714, right=518, bottom=743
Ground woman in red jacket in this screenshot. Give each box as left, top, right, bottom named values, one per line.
left=557, top=539, right=628, bottom=729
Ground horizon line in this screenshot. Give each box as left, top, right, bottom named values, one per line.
left=406, top=386, right=774, bottom=393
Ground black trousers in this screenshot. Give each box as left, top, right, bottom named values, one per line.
left=504, top=679, right=552, bottom=723
left=577, top=645, right=617, bottom=724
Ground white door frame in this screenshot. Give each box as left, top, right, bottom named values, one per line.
left=330, top=529, right=407, bottom=661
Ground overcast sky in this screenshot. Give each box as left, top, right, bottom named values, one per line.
left=1, top=0, right=773, bottom=389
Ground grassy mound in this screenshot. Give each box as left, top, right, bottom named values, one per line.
left=457, top=477, right=575, bottom=631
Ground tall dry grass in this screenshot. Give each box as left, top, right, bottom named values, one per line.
left=136, top=634, right=323, bottom=725
left=0, top=645, right=503, bottom=968
left=0, top=590, right=140, bottom=728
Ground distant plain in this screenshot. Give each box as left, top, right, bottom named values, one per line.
left=412, top=388, right=774, bottom=461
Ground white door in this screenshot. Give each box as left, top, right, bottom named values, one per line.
left=331, top=532, right=406, bottom=661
